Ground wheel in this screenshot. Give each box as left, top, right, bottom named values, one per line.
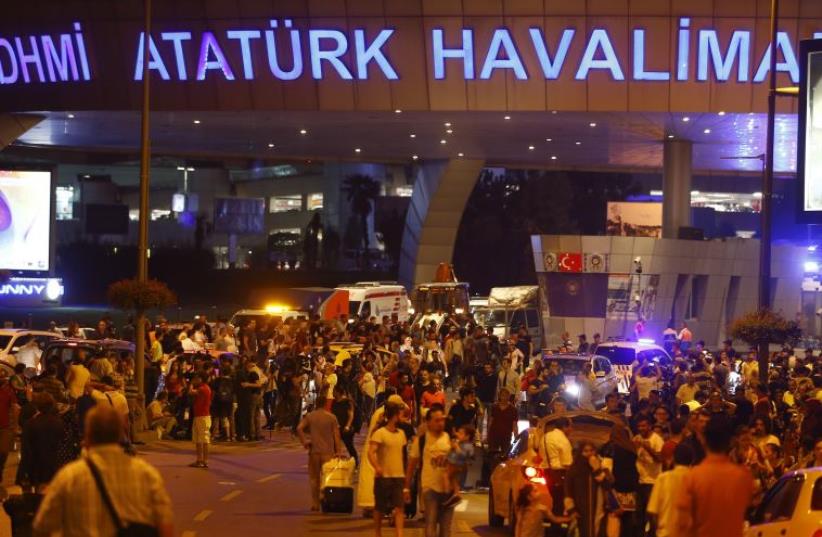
left=488, top=484, right=504, bottom=527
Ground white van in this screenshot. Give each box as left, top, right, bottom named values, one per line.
left=320, top=282, right=410, bottom=323
left=473, top=286, right=543, bottom=348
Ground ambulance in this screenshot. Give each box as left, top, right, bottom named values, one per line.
left=319, top=282, right=410, bottom=323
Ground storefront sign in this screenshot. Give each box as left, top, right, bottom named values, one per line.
left=0, top=277, right=63, bottom=307
left=799, top=39, right=822, bottom=220
left=1, top=18, right=820, bottom=86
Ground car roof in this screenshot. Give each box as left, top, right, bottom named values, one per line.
left=596, top=341, right=668, bottom=352
left=544, top=353, right=605, bottom=361
left=45, top=338, right=135, bottom=351
left=0, top=329, right=60, bottom=336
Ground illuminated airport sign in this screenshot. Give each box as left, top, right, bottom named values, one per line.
left=799, top=39, right=822, bottom=220
left=0, top=18, right=819, bottom=86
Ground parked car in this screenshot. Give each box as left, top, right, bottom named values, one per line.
left=745, top=467, right=822, bottom=537
left=541, top=353, right=619, bottom=407
left=0, top=329, right=62, bottom=366
left=41, top=338, right=136, bottom=366
left=591, top=340, right=671, bottom=393
left=489, top=411, right=621, bottom=533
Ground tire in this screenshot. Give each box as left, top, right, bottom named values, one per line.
left=488, top=484, right=504, bottom=528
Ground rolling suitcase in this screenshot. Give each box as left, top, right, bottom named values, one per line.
left=321, top=457, right=355, bottom=513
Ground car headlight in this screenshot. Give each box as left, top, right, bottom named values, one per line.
left=565, top=384, right=580, bottom=397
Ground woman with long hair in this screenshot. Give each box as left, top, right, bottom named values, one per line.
left=601, top=423, right=639, bottom=537
left=564, top=441, right=612, bottom=537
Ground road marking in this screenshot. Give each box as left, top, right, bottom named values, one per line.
left=220, top=490, right=244, bottom=502
left=181, top=531, right=197, bottom=537
left=456, top=520, right=472, bottom=533
left=455, top=499, right=468, bottom=512
left=256, top=473, right=281, bottom=483
left=193, top=510, right=212, bottom=522
left=217, top=481, right=236, bottom=486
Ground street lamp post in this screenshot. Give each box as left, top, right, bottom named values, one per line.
left=758, top=0, right=780, bottom=385
left=135, top=0, right=152, bottom=397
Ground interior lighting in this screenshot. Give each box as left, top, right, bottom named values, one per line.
left=412, top=155, right=418, bottom=160
left=504, top=115, right=511, bottom=120
left=546, top=138, right=553, bottom=142
left=267, top=143, right=274, bottom=148
left=354, top=148, right=361, bottom=153
left=703, top=128, right=711, bottom=134
left=550, top=155, right=557, bottom=160
left=575, top=141, right=582, bottom=145
left=299, top=128, right=307, bottom=135
left=589, top=122, right=597, bottom=127
left=440, top=139, right=447, bottom=144
left=682, top=116, right=690, bottom=122
left=667, top=134, right=675, bottom=139
left=67, top=113, right=75, bottom=119
left=193, top=119, right=201, bottom=124
left=718, top=111, right=726, bottom=116
left=804, top=261, right=819, bottom=273
left=528, top=145, right=535, bottom=151
left=409, top=133, right=416, bottom=138
left=394, top=109, right=402, bottom=114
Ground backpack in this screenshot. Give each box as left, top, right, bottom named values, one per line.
left=217, top=377, right=234, bottom=403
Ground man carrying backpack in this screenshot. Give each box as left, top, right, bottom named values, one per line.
left=212, top=366, right=236, bottom=441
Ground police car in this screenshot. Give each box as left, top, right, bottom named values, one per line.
left=590, top=340, right=671, bottom=394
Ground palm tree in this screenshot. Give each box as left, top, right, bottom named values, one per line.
left=342, top=174, right=381, bottom=267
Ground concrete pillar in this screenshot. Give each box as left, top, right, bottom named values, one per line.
left=0, top=113, right=43, bottom=150
left=662, top=139, right=693, bottom=239
left=398, top=158, right=485, bottom=288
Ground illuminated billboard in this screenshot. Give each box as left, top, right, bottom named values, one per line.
left=800, top=39, right=822, bottom=220
left=0, top=170, right=52, bottom=271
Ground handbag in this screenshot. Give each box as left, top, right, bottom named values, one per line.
left=610, top=490, right=637, bottom=512
left=85, top=458, right=159, bottom=537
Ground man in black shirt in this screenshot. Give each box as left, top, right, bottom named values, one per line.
left=447, top=387, right=478, bottom=435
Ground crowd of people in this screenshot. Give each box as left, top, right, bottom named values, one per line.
left=3, top=310, right=821, bottom=537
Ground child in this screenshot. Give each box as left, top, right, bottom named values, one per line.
left=443, top=424, right=476, bottom=507
left=514, top=483, right=570, bottom=537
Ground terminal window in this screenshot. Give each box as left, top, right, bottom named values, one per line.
left=307, top=193, right=324, bottom=211
left=270, top=195, right=302, bottom=213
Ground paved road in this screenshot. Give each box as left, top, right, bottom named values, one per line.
left=1, top=432, right=506, bottom=537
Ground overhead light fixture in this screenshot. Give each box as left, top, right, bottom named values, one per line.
left=444, top=122, right=451, bottom=127
left=718, top=111, right=726, bottom=116
left=446, top=129, right=453, bottom=134
left=67, top=113, right=75, bottom=119
left=299, top=128, right=307, bottom=135
left=551, top=110, right=557, bottom=114
left=667, top=134, right=675, bottom=139
left=409, top=133, right=416, bottom=138
left=703, top=128, right=711, bottom=134
left=545, top=138, right=552, bottom=142
left=504, top=115, right=511, bottom=120
left=412, top=155, right=419, bottom=160
left=354, top=148, right=361, bottom=153
left=457, top=152, right=464, bottom=157
left=267, top=143, right=275, bottom=148
left=550, top=155, right=557, bottom=160
left=575, top=141, right=582, bottom=145
left=682, top=116, right=690, bottom=122
left=691, top=190, right=701, bottom=195
left=589, top=122, right=597, bottom=127
left=528, top=145, right=535, bottom=151
left=394, top=109, right=402, bottom=114
left=193, top=119, right=201, bottom=124
left=440, top=139, right=446, bottom=144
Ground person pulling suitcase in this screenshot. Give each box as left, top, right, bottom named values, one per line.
left=297, top=394, right=346, bottom=512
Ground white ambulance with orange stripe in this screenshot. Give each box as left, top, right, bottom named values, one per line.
left=319, top=282, right=410, bottom=323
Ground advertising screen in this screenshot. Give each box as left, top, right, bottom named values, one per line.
left=800, top=40, right=822, bottom=219
left=606, top=202, right=663, bottom=238
left=0, top=170, right=51, bottom=271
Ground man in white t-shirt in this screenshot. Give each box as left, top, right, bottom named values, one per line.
left=634, top=415, right=664, bottom=536
left=405, top=404, right=453, bottom=537
left=369, top=404, right=408, bottom=537
left=647, top=443, right=694, bottom=537
left=539, top=418, right=573, bottom=469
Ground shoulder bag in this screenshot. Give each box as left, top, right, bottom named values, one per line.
left=85, top=458, right=159, bottom=537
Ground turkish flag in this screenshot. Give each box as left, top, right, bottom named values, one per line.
left=557, top=252, right=583, bottom=272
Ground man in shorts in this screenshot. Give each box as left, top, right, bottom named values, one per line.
left=189, top=374, right=212, bottom=469
left=368, top=403, right=407, bottom=537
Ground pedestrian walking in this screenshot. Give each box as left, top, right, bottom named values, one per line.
left=646, top=443, right=694, bottom=537
left=32, top=405, right=174, bottom=537
left=19, top=392, right=65, bottom=492
left=368, top=403, right=407, bottom=537
left=674, top=415, right=754, bottom=537
left=189, top=373, right=212, bottom=469
left=0, top=370, right=16, bottom=481
left=405, top=404, right=455, bottom=537
left=297, top=394, right=345, bottom=511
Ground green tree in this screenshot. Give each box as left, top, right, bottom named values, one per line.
left=342, top=174, right=381, bottom=266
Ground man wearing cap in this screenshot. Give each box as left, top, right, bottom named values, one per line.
left=357, top=394, right=408, bottom=514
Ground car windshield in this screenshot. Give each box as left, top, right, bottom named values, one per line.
left=595, top=346, right=636, bottom=366
left=545, top=358, right=586, bottom=376
left=348, top=301, right=361, bottom=316
left=474, top=308, right=507, bottom=327
left=813, top=477, right=822, bottom=510
left=0, top=336, right=11, bottom=351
